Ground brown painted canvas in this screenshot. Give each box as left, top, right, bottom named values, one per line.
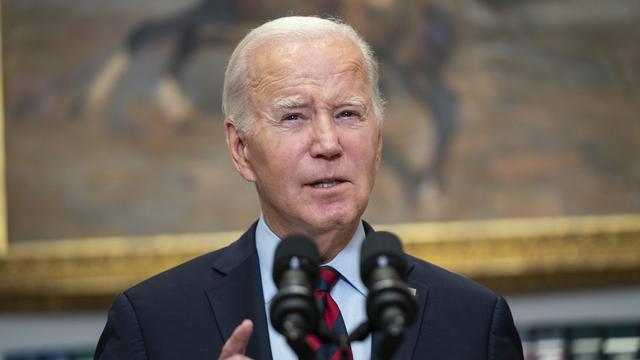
left=3, top=0, right=639, bottom=243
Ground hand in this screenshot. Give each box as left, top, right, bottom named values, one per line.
left=218, top=319, right=254, bottom=360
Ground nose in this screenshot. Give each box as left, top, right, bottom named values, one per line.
left=309, top=115, right=342, bottom=159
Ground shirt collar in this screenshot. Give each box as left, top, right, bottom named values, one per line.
left=256, top=215, right=368, bottom=305
left=322, top=222, right=367, bottom=297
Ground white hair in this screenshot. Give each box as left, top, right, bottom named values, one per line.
left=222, top=16, right=384, bottom=135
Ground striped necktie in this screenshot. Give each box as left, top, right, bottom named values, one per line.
left=307, top=266, right=354, bottom=360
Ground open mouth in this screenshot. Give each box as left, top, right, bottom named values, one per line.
left=309, top=179, right=345, bottom=189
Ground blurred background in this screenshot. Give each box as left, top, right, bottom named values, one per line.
left=1, top=0, right=639, bottom=359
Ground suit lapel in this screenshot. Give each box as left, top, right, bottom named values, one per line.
left=392, top=265, right=429, bottom=359
left=205, top=223, right=273, bottom=359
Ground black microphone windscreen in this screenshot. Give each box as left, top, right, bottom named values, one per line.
left=360, top=231, right=408, bottom=283
left=273, top=234, right=320, bottom=285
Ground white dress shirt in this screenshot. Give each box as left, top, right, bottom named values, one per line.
left=256, top=216, right=371, bottom=359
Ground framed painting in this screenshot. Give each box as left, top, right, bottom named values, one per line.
left=0, top=0, right=639, bottom=310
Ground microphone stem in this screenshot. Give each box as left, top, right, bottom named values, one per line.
left=375, top=316, right=407, bottom=360
left=349, top=321, right=372, bottom=342
left=283, top=320, right=315, bottom=360
left=375, top=330, right=405, bottom=360
left=285, top=335, right=315, bottom=360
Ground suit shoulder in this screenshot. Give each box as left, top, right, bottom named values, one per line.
left=405, top=258, right=523, bottom=358
left=125, top=223, right=258, bottom=298
left=407, top=255, right=498, bottom=302
left=124, top=247, right=222, bottom=300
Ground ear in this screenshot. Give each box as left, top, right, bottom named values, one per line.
left=224, top=118, right=257, bottom=182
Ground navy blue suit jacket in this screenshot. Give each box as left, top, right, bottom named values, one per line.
left=95, top=222, right=523, bottom=359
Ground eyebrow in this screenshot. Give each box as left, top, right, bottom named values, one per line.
left=273, top=96, right=307, bottom=110
left=272, top=95, right=368, bottom=111
left=340, top=96, right=367, bottom=109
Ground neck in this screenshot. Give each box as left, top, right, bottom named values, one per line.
left=312, top=225, right=358, bottom=263
left=262, top=215, right=359, bottom=263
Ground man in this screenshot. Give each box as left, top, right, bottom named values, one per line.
left=95, top=16, right=523, bottom=359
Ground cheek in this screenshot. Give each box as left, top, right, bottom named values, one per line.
left=352, top=132, right=380, bottom=166
left=253, top=137, right=305, bottom=178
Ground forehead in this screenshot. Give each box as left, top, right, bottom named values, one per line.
left=246, top=35, right=369, bottom=96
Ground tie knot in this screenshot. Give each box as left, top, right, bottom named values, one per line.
left=316, top=266, right=340, bottom=293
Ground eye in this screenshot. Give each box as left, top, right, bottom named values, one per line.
left=283, top=113, right=302, bottom=121
left=337, top=110, right=360, bottom=119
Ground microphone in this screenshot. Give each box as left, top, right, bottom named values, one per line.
left=270, top=234, right=320, bottom=345
left=360, top=231, right=417, bottom=338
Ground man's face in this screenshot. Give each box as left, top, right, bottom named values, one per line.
left=226, top=36, right=382, bottom=240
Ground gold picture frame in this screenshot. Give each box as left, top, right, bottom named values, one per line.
left=1, top=5, right=639, bottom=312
left=1, top=212, right=640, bottom=311
left=0, top=5, right=6, bottom=257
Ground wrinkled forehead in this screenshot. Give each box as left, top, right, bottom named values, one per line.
left=246, top=35, right=369, bottom=89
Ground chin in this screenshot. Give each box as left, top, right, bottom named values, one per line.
left=305, top=208, right=361, bottom=232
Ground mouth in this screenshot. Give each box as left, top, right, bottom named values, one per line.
left=307, top=178, right=347, bottom=189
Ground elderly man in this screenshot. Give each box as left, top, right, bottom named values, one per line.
left=95, top=16, right=523, bottom=360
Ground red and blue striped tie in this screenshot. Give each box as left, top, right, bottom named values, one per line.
left=307, top=266, right=353, bottom=360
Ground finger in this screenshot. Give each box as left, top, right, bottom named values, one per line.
left=219, top=319, right=254, bottom=359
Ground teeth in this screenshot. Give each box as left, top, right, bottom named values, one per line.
left=313, top=180, right=341, bottom=188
